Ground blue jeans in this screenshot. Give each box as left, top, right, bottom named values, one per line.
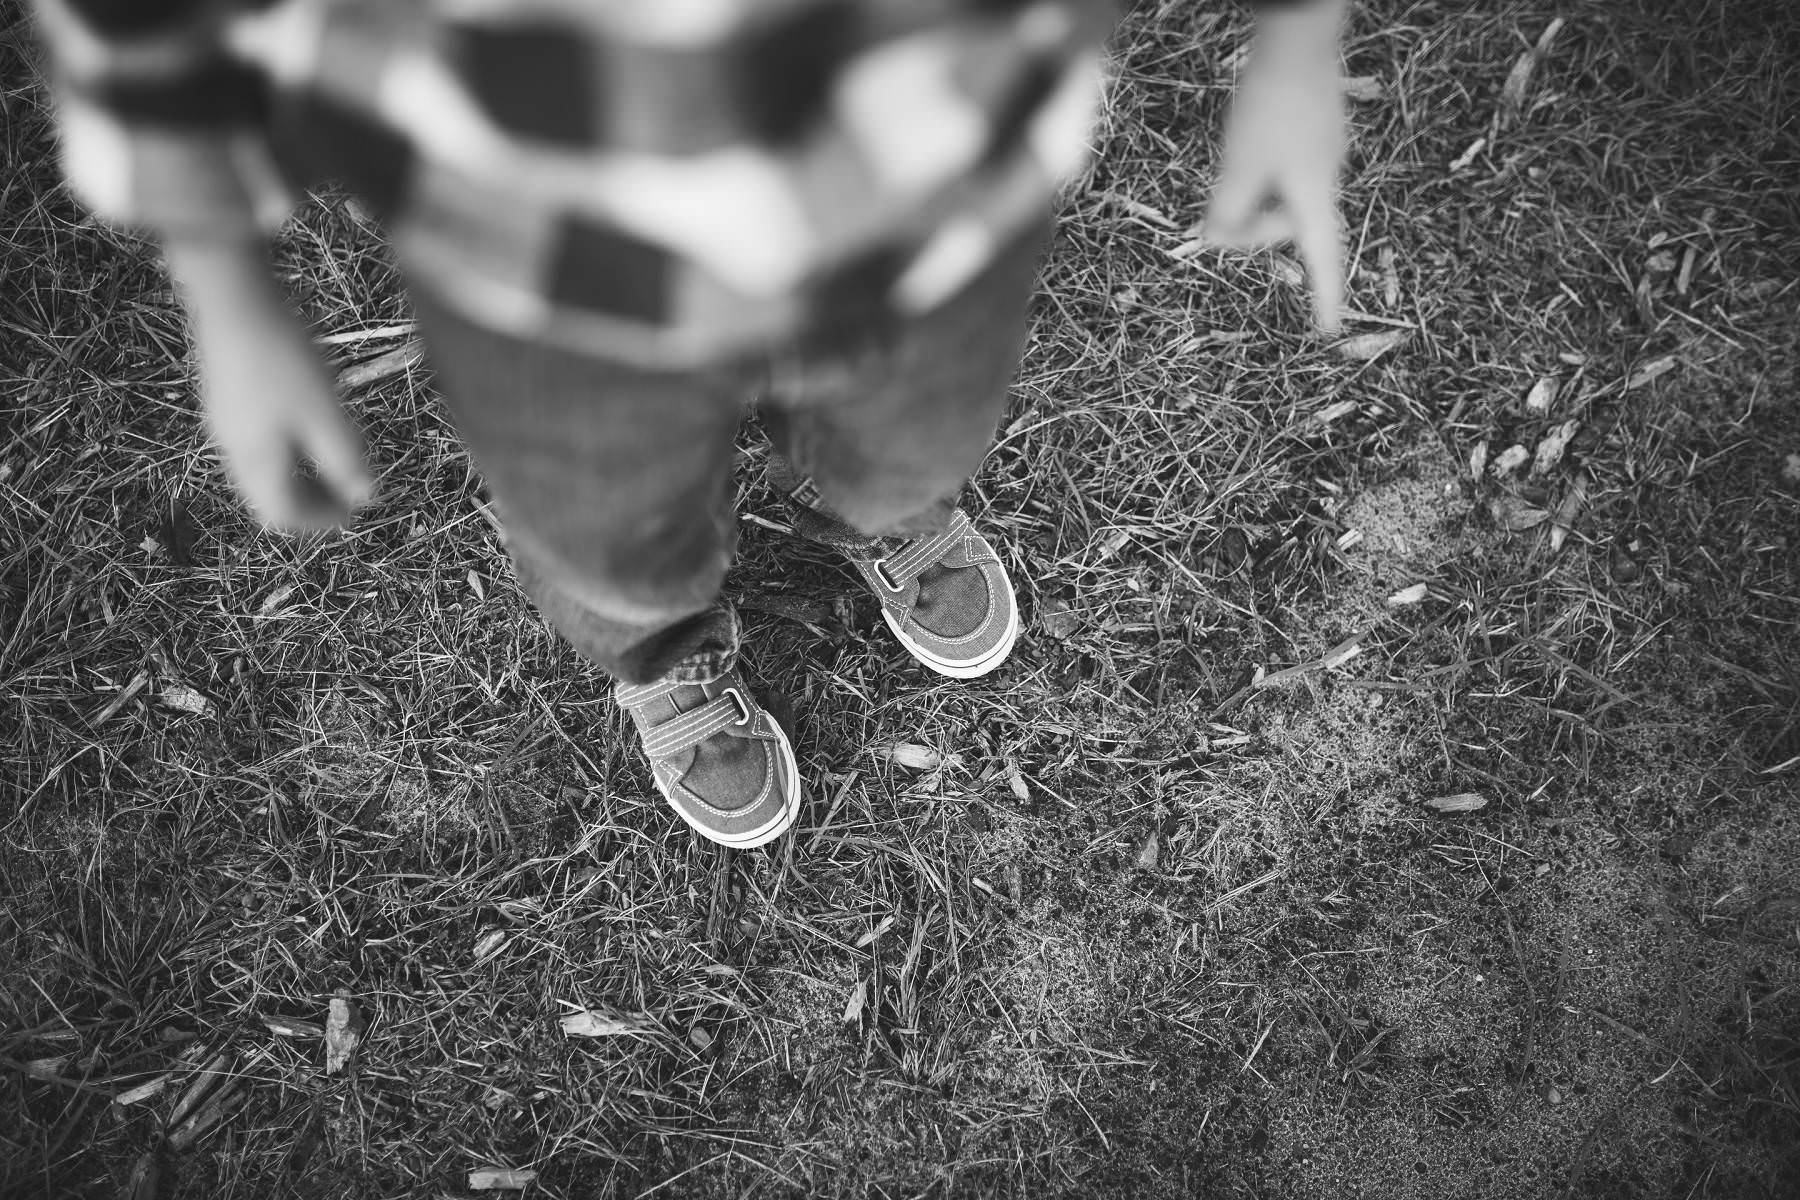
left=409, top=220, right=1048, bottom=684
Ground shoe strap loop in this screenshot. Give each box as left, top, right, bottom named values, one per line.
left=871, top=509, right=972, bottom=591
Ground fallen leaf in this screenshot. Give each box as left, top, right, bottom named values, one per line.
left=23, top=1056, right=68, bottom=1079
left=560, top=1009, right=645, bottom=1038
left=1333, top=330, right=1409, bottom=362
left=472, top=929, right=509, bottom=963
left=888, top=743, right=941, bottom=772
left=842, top=980, right=869, bottom=1024
left=1136, top=829, right=1161, bottom=871
left=1549, top=474, right=1589, bottom=554
left=1040, top=599, right=1080, bottom=638
left=467, top=569, right=485, bottom=601
left=1489, top=495, right=1550, bottom=532
left=258, top=584, right=297, bottom=616
left=1386, top=583, right=1430, bottom=607
left=1469, top=440, right=1489, bottom=478
left=263, top=1017, right=324, bottom=1040
left=324, top=993, right=361, bottom=1075
left=1532, top=420, right=1581, bottom=475
left=469, top=1167, right=538, bottom=1191
left=158, top=684, right=212, bottom=716
left=1005, top=762, right=1031, bottom=803
left=1426, top=793, right=1489, bottom=813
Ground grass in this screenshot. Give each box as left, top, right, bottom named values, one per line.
left=3, top=0, right=1798, bottom=1196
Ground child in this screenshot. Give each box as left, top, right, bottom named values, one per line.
left=28, top=0, right=1348, bottom=848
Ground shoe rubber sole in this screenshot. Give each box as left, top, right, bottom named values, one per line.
left=879, top=587, right=1021, bottom=679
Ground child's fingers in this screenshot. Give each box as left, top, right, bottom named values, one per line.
left=1288, top=176, right=1344, bottom=334
left=295, top=404, right=374, bottom=512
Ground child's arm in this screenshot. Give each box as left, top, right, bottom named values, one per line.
left=1205, top=0, right=1350, bottom=332
left=29, top=0, right=367, bottom=528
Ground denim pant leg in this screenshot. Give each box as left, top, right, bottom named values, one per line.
left=410, top=288, right=744, bottom=685
left=760, top=215, right=1052, bottom=545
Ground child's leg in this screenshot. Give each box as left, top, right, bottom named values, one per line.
left=409, top=289, right=743, bottom=685
left=760, top=217, right=1051, bottom=677
left=761, top=218, right=1049, bottom=541
left=411, top=289, right=802, bottom=848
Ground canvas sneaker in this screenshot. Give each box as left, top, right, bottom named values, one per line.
left=615, top=670, right=801, bottom=848
left=841, top=508, right=1019, bottom=678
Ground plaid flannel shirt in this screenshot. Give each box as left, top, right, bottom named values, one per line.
left=29, top=0, right=1288, bottom=364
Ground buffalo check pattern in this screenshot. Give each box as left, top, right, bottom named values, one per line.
left=29, top=0, right=1136, bottom=364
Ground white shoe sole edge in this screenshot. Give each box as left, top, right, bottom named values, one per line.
left=880, top=590, right=1021, bottom=680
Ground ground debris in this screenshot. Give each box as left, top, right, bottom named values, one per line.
left=1426, top=793, right=1490, bottom=813
left=468, top=1166, right=537, bottom=1191
left=325, top=992, right=362, bottom=1075
left=560, top=1008, right=649, bottom=1038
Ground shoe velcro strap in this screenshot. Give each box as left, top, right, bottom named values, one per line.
left=877, top=509, right=973, bottom=588
left=615, top=677, right=688, bottom=710
left=640, top=690, right=752, bottom=759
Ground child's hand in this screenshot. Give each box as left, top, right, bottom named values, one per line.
left=1203, top=1, right=1348, bottom=333
left=165, top=237, right=372, bottom=529
left=195, top=312, right=372, bottom=529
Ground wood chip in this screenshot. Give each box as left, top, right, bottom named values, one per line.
left=1426, top=793, right=1489, bottom=813
left=560, top=1009, right=645, bottom=1038
left=1005, top=762, right=1031, bottom=803
left=1333, top=330, right=1409, bottom=362
left=324, top=993, right=361, bottom=1075
left=258, top=584, right=297, bottom=616
left=1524, top=377, right=1560, bottom=413
left=167, top=1049, right=233, bottom=1129
left=167, top=1085, right=245, bottom=1151
left=113, top=1075, right=170, bottom=1107
left=263, top=1017, right=324, bottom=1040
left=158, top=684, right=212, bottom=716
left=1532, top=419, right=1581, bottom=475
left=469, top=1167, right=538, bottom=1191
left=335, top=340, right=424, bottom=391
left=1386, top=583, right=1430, bottom=607
left=1625, top=355, right=1679, bottom=391
left=91, top=670, right=151, bottom=727
left=1136, top=829, right=1161, bottom=871
left=1490, top=444, right=1530, bottom=478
